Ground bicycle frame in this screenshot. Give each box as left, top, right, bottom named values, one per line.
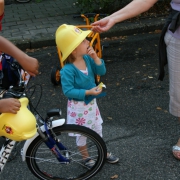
left=21, top=118, right=66, bottom=161
left=0, top=52, right=107, bottom=179
left=0, top=59, right=70, bottom=172
left=0, top=114, right=67, bottom=173
left=0, top=139, right=16, bottom=172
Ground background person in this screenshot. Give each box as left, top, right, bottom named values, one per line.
left=92, top=0, right=180, bottom=160
left=0, top=0, right=39, bottom=114
left=0, top=36, right=39, bottom=114
left=0, top=0, right=4, bottom=31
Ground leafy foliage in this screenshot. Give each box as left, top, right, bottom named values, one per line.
left=74, top=0, right=129, bottom=14
left=74, top=0, right=170, bottom=16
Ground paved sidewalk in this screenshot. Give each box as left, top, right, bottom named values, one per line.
left=1, top=0, right=167, bottom=50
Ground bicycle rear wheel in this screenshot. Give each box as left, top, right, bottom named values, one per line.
left=26, top=124, right=107, bottom=180
left=15, top=0, right=31, bottom=3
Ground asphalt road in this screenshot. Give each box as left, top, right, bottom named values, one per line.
left=1, top=32, right=180, bottom=180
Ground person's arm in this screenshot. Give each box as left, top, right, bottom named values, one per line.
left=91, top=0, right=158, bottom=33
left=0, top=36, right=39, bottom=76
left=0, top=0, right=4, bottom=31
left=0, top=0, right=4, bottom=16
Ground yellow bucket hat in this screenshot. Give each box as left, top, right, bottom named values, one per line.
left=55, top=24, right=92, bottom=62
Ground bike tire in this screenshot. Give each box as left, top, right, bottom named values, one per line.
left=25, top=124, right=107, bottom=180
left=50, top=66, right=60, bottom=85
left=15, top=0, right=31, bottom=2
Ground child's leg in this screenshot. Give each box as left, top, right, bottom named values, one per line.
left=94, top=123, right=119, bottom=162
left=76, top=135, right=89, bottom=160
left=76, top=135, right=96, bottom=168
left=78, top=145, right=89, bottom=160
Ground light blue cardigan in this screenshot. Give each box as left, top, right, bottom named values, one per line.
left=60, top=55, right=106, bottom=102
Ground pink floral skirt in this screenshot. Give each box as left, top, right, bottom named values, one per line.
left=67, top=99, right=103, bottom=136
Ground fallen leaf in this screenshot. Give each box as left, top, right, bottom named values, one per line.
left=111, top=174, right=118, bottom=179
left=26, top=49, right=35, bottom=53
left=154, top=29, right=162, bottom=34
left=107, top=117, right=113, bottom=120
left=156, top=107, right=162, bottom=110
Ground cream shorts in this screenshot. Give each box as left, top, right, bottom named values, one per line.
left=165, top=32, right=180, bottom=117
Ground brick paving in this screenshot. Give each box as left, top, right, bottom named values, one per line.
left=0, top=0, right=167, bottom=50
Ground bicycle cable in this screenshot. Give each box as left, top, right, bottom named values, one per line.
left=26, top=84, right=44, bottom=121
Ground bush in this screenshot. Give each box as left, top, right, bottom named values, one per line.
left=75, top=0, right=170, bottom=16
left=75, top=0, right=130, bottom=14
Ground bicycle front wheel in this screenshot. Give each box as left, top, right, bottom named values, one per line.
left=26, top=124, right=107, bottom=180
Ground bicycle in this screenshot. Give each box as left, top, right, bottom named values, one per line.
left=0, top=60, right=107, bottom=179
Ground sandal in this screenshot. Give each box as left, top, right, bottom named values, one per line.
left=172, top=145, right=180, bottom=160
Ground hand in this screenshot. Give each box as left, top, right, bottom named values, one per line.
left=87, top=46, right=98, bottom=60
left=86, top=87, right=102, bottom=96
left=0, top=98, right=21, bottom=114
left=91, top=17, right=115, bottom=33
left=20, top=55, right=39, bottom=76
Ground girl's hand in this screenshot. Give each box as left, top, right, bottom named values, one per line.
left=87, top=46, right=101, bottom=65
left=86, top=87, right=102, bottom=96
left=87, top=46, right=98, bottom=60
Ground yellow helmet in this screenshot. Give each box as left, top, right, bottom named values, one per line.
left=55, top=24, right=92, bottom=62
left=0, top=97, right=37, bottom=141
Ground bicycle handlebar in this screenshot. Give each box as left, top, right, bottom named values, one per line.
left=3, top=86, right=25, bottom=99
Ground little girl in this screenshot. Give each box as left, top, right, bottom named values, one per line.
left=55, top=24, right=119, bottom=168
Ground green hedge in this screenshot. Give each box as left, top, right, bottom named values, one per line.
left=75, top=0, right=170, bottom=15
left=75, top=0, right=131, bottom=14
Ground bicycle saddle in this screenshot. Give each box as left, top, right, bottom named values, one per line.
left=0, top=97, right=37, bottom=141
